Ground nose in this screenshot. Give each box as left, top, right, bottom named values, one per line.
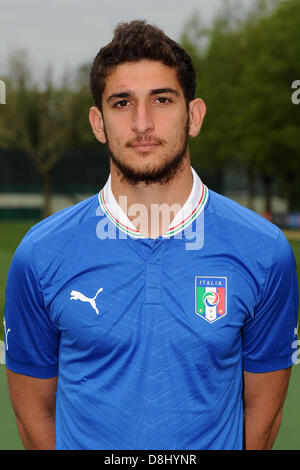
left=131, top=101, right=154, bottom=135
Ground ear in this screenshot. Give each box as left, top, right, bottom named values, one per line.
left=89, top=106, right=107, bottom=144
left=188, top=98, right=206, bottom=137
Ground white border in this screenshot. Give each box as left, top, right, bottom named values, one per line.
left=194, top=276, right=228, bottom=324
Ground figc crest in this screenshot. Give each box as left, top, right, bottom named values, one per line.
left=195, top=276, right=227, bottom=323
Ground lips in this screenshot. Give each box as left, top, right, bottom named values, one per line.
left=132, top=143, right=159, bottom=150
left=129, top=141, right=161, bottom=152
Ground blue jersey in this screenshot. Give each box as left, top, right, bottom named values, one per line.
left=4, top=169, right=299, bottom=450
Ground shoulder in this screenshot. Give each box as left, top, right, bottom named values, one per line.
left=11, top=194, right=100, bottom=270
left=207, top=190, right=280, bottom=241
left=205, top=189, right=294, bottom=270
left=25, top=194, right=99, bottom=245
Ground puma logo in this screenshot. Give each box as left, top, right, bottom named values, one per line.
left=70, top=288, right=103, bottom=315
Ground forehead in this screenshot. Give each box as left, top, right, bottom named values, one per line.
left=103, top=60, right=183, bottom=96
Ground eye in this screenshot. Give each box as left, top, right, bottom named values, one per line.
left=156, top=97, right=171, bottom=104
left=114, top=100, right=130, bottom=108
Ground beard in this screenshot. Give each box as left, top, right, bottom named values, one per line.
left=103, top=115, right=190, bottom=186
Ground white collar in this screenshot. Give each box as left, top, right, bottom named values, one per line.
left=98, top=167, right=208, bottom=238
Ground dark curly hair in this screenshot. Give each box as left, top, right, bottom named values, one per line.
left=90, top=20, right=196, bottom=111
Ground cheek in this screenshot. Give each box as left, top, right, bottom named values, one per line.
left=104, top=123, right=124, bottom=149
left=168, top=118, right=188, bottom=142
left=165, top=112, right=187, bottom=133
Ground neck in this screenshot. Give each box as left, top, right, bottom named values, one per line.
left=110, top=156, right=193, bottom=238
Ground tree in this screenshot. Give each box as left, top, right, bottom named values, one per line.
left=0, top=50, right=84, bottom=218
left=181, top=0, right=300, bottom=213
left=238, top=0, right=300, bottom=212
left=180, top=1, right=247, bottom=195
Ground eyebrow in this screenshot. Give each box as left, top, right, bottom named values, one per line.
left=106, top=88, right=180, bottom=103
left=150, top=88, right=180, bottom=96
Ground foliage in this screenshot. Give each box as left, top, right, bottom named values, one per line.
left=0, top=52, right=94, bottom=218
left=181, top=0, right=300, bottom=211
left=1, top=1, right=300, bottom=214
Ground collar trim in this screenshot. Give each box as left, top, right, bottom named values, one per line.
left=98, top=169, right=208, bottom=239
left=99, top=189, right=144, bottom=238
left=162, top=183, right=208, bottom=237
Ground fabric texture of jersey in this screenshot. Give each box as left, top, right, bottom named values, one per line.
left=4, top=168, right=299, bottom=450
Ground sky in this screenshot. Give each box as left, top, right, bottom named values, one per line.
left=0, top=0, right=253, bottom=80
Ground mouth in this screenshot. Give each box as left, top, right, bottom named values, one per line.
left=130, top=143, right=161, bottom=153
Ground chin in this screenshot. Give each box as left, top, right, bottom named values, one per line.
left=109, top=138, right=189, bottom=185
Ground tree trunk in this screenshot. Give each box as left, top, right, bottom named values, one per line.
left=285, top=186, right=292, bottom=213
left=284, top=173, right=296, bottom=213
left=262, top=172, right=272, bottom=219
left=41, top=170, right=52, bottom=219
left=246, top=165, right=255, bottom=211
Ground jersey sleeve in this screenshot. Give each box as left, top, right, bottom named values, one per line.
left=4, top=235, right=59, bottom=378
left=242, top=230, right=299, bottom=373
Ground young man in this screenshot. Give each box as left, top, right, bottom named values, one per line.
left=4, top=20, right=299, bottom=450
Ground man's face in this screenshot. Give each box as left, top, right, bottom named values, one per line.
left=95, top=60, right=192, bottom=185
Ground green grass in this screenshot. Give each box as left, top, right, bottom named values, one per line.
left=0, top=220, right=36, bottom=339
left=0, top=221, right=299, bottom=450
left=0, top=220, right=36, bottom=450
left=273, top=364, right=300, bottom=450
left=0, top=367, right=24, bottom=449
